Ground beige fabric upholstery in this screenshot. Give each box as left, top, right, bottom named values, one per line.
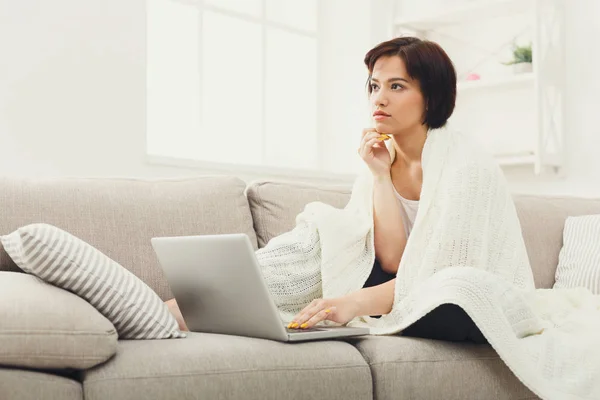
left=246, top=180, right=351, bottom=248
left=513, top=195, right=600, bottom=288
left=0, top=369, right=82, bottom=400
left=82, top=332, right=372, bottom=400
left=0, top=271, right=117, bottom=370
left=349, top=336, right=539, bottom=400
left=0, top=176, right=257, bottom=300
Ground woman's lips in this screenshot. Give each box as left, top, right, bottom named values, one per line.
left=374, top=115, right=390, bottom=121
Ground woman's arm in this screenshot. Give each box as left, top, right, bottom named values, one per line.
left=373, top=174, right=407, bottom=274
left=290, top=278, right=397, bottom=328
left=347, top=277, right=396, bottom=317
left=165, top=298, right=189, bottom=331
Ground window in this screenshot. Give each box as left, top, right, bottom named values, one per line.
left=146, top=0, right=319, bottom=172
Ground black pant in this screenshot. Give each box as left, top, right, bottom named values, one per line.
left=363, top=258, right=488, bottom=344
left=402, top=303, right=488, bottom=344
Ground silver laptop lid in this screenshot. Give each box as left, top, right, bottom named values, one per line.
left=151, top=233, right=289, bottom=342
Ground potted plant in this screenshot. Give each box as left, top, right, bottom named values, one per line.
left=504, top=43, right=532, bottom=73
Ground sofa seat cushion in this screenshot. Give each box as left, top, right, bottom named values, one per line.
left=82, top=332, right=372, bottom=400
left=348, top=335, right=539, bottom=400
left=0, top=176, right=258, bottom=300
left=0, top=271, right=117, bottom=370
left=0, top=368, right=82, bottom=400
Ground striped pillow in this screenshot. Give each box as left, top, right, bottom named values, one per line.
left=554, top=215, right=600, bottom=294
left=0, top=223, right=186, bottom=339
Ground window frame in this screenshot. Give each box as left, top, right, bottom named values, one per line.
left=145, top=0, right=352, bottom=183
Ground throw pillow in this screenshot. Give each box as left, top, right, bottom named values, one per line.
left=0, top=271, right=117, bottom=370
left=554, top=214, right=600, bottom=294
left=0, top=223, right=186, bottom=339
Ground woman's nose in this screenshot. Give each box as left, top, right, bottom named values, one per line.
left=373, top=90, right=388, bottom=107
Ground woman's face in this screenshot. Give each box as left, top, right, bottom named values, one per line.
left=369, top=55, right=426, bottom=135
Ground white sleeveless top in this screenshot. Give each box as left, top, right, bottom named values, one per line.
left=392, top=186, right=419, bottom=238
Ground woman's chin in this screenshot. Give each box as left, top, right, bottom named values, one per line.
left=374, top=121, right=393, bottom=133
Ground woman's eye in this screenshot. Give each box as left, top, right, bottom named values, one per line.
left=391, top=83, right=404, bottom=90
left=370, top=83, right=379, bottom=91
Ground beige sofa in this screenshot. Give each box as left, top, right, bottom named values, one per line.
left=1, top=175, right=599, bottom=400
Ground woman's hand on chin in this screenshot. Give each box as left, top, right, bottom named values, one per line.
left=359, top=128, right=392, bottom=178
left=287, top=296, right=359, bottom=329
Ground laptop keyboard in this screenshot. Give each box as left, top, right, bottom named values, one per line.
left=286, top=327, right=325, bottom=333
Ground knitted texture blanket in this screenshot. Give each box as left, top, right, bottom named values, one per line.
left=255, top=127, right=600, bottom=400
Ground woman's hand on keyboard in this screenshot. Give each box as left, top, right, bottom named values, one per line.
left=287, top=296, right=359, bottom=329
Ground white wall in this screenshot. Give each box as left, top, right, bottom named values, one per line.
left=1, top=0, right=598, bottom=197
left=318, top=0, right=377, bottom=176
left=0, top=0, right=148, bottom=178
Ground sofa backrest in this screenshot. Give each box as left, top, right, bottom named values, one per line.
left=512, top=195, right=600, bottom=288
left=246, top=180, right=351, bottom=248
left=0, top=176, right=258, bottom=300
left=247, top=180, right=600, bottom=289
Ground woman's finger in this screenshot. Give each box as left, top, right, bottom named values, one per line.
left=360, top=137, right=384, bottom=155
left=304, top=307, right=336, bottom=328
left=298, top=301, right=326, bottom=325
left=288, top=301, right=319, bottom=328
left=367, top=138, right=382, bottom=147
left=360, top=133, right=380, bottom=151
left=359, top=135, right=378, bottom=152
left=289, top=300, right=328, bottom=328
left=361, top=131, right=381, bottom=145
left=288, top=308, right=309, bottom=328
left=361, top=128, right=378, bottom=138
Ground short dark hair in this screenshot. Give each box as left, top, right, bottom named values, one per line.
left=364, top=37, right=457, bottom=129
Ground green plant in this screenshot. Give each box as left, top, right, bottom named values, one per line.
left=503, top=43, right=532, bottom=65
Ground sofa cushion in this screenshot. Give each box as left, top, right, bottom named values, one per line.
left=348, top=335, right=539, bottom=400
left=1, top=223, right=185, bottom=340
left=0, top=176, right=258, bottom=300
left=554, top=214, right=600, bottom=293
left=246, top=180, right=351, bottom=248
left=82, top=332, right=372, bottom=400
left=513, top=195, right=600, bottom=288
left=0, top=271, right=117, bottom=370
left=0, top=368, right=83, bottom=400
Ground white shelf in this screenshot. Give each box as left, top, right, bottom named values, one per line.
left=394, top=0, right=533, bottom=31
left=457, top=72, right=534, bottom=93
left=391, top=0, right=565, bottom=175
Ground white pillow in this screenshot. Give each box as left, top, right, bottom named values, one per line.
left=554, top=214, right=600, bottom=294
left=0, top=223, right=186, bottom=339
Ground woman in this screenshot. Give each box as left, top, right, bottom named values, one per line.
left=168, top=37, right=487, bottom=344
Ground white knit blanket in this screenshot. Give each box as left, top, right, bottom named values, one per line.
left=255, top=127, right=600, bottom=400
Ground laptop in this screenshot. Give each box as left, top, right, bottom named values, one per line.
left=151, top=233, right=370, bottom=342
